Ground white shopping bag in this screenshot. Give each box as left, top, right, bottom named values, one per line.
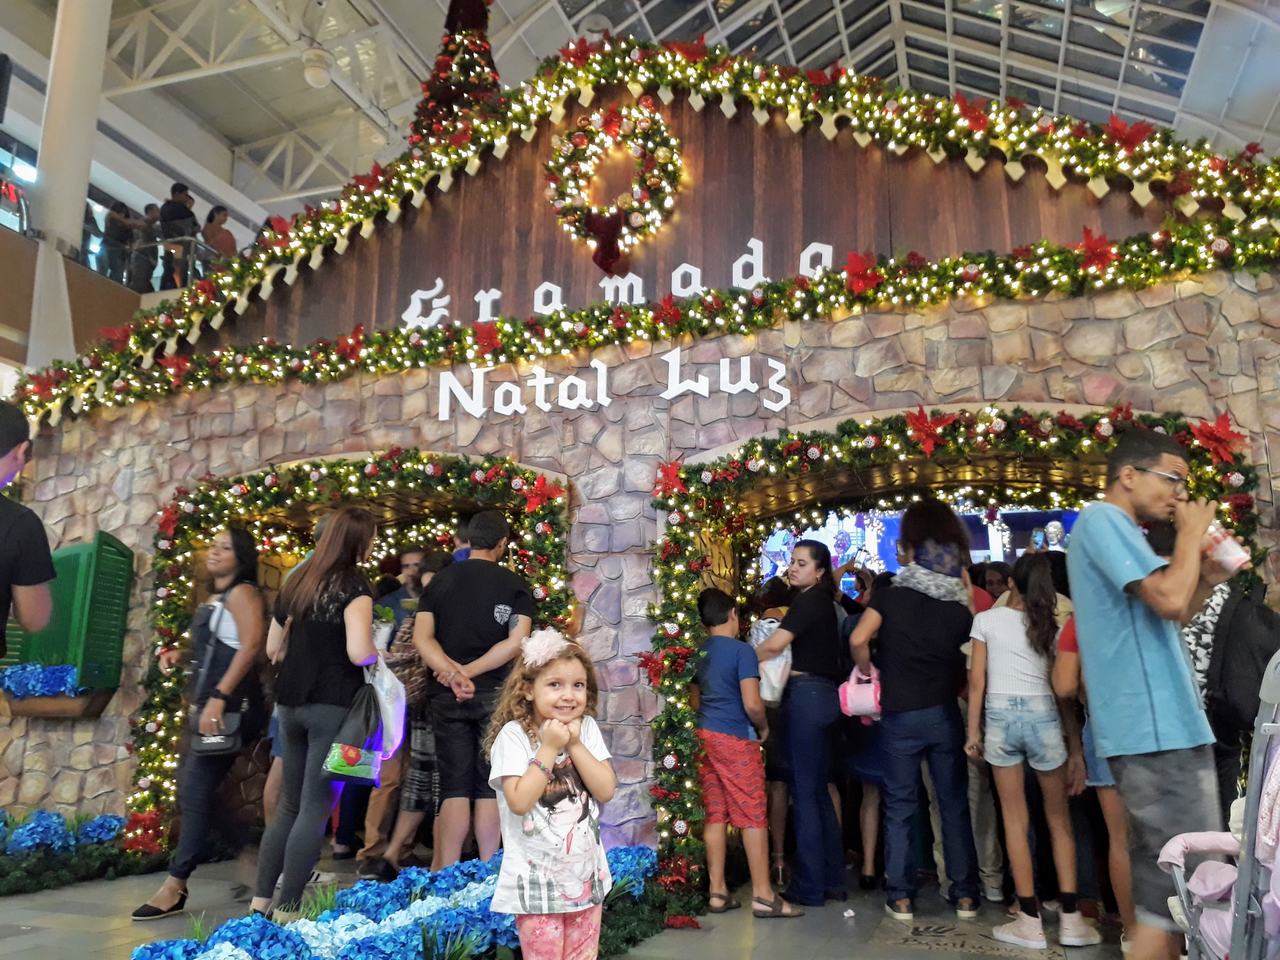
left=757, top=648, right=792, bottom=706
left=365, top=656, right=406, bottom=759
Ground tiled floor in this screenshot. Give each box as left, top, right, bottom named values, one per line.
left=0, top=862, right=1123, bottom=960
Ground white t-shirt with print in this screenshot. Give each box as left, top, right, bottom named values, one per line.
left=488, top=716, right=613, bottom=915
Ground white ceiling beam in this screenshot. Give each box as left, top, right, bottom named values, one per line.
left=104, top=49, right=297, bottom=95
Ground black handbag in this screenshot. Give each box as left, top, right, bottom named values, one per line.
left=187, top=599, right=261, bottom=756
left=190, top=700, right=249, bottom=756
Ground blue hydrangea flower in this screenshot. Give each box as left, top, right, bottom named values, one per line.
left=130, top=939, right=204, bottom=960
left=0, top=663, right=81, bottom=698
left=334, top=925, right=423, bottom=960
left=77, top=814, right=126, bottom=845
left=5, top=810, right=75, bottom=856
left=205, top=915, right=313, bottom=960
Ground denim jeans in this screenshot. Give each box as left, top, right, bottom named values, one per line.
left=782, top=675, right=845, bottom=904
left=881, top=701, right=980, bottom=905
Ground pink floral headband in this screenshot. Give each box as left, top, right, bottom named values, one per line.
left=522, top=628, right=575, bottom=668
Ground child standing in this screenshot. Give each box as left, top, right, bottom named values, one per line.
left=965, top=553, right=1100, bottom=949
left=486, top=629, right=617, bottom=960
left=696, top=588, right=803, bottom=919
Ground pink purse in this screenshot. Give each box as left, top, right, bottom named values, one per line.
left=839, top=665, right=881, bottom=722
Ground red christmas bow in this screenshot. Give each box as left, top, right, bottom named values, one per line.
left=654, top=460, right=688, bottom=497
left=906, top=406, right=959, bottom=457
left=583, top=209, right=624, bottom=274
left=844, top=251, right=884, bottom=294
left=1076, top=228, right=1117, bottom=271
left=1105, top=114, right=1154, bottom=154
left=1190, top=413, right=1247, bottom=465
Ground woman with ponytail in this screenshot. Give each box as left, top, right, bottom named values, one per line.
left=965, top=553, right=1100, bottom=950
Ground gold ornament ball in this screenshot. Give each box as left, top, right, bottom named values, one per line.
left=576, top=116, right=592, bottom=130
left=646, top=174, right=664, bottom=189
left=616, top=192, right=633, bottom=208
left=654, top=147, right=672, bottom=163
left=637, top=118, right=652, bottom=131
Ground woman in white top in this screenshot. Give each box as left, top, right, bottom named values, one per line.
left=965, top=553, right=1099, bottom=950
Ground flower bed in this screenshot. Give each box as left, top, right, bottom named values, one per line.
left=0, top=809, right=168, bottom=896
left=0, top=663, right=80, bottom=698
left=132, top=847, right=667, bottom=960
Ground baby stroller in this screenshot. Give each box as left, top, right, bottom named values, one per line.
left=1159, top=648, right=1280, bottom=960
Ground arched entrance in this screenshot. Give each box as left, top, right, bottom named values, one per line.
left=130, top=448, right=572, bottom=819
left=645, top=404, right=1260, bottom=874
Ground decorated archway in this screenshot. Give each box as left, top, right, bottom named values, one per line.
left=127, top=449, right=572, bottom=826
left=644, top=404, right=1260, bottom=878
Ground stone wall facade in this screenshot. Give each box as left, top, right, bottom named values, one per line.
left=4, top=269, right=1278, bottom=842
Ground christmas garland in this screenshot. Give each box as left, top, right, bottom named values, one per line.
left=15, top=34, right=1280, bottom=425
left=645, top=405, right=1260, bottom=864
left=544, top=100, right=683, bottom=273
left=131, top=450, right=571, bottom=815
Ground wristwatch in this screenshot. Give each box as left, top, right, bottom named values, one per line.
left=208, top=689, right=229, bottom=703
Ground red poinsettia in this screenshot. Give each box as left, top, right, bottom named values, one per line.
left=473, top=321, right=501, bottom=357
left=157, top=502, right=180, bottom=538
left=653, top=295, right=683, bottom=330
left=954, top=93, right=988, bottom=133
left=336, top=325, right=366, bottom=363
left=665, top=34, right=707, bottom=61
left=558, top=37, right=595, bottom=67
left=1190, top=412, right=1248, bottom=465
left=266, top=215, right=292, bottom=248
left=25, top=369, right=65, bottom=401
left=1076, top=227, right=1117, bottom=271
left=654, top=460, right=688, bottom=497
left=193, top=278, right=217, bottom=302
left=844, top=251, right=883, bottom=295
left=122, top=811, right=166, bottom=855
left=906, top=406, right=959, bottom=457
left=1225, top=494, right=1254, bottom=524
left=521, top=474, right=565, bottom=512
left=1105, top=114, right=1155, bottom=154
left=665, top=916, right=701, bottom=929
left=159, top=355, right=191, bottom=387
left=352, top=162, right=385, bottom=193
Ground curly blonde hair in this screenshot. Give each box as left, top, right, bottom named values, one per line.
left=482, top=643, right=600, bottom=755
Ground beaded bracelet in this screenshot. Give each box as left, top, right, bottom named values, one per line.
left=529, top=757, right=554, bottom=781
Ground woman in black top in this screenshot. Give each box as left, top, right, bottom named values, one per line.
left=132, top=527, right=265, bottom=920
left=250, top=506, right=379, bottom=914
left=755, top=539, right=846, bottom=906
left=849, top=499, right=980, bottom=922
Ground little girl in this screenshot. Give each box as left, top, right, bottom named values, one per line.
left=966, top=553, right=1100, bottom=950
left=486, top=628, right=617, bottom=960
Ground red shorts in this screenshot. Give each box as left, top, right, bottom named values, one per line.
left=697, top=728, right=767, bottom=829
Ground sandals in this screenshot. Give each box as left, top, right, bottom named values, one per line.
left=131, top=890, right=188, bottom=921
left=752, top=896, right=804, bottom=919
left=708, top=892, right=742, bottom=913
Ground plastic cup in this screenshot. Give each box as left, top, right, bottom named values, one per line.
left=1204, top=521, right=1250, bottom=575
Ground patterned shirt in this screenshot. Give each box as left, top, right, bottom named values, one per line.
left=1181, top=582, right=1231, bottom=706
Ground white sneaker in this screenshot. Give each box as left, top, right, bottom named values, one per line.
left=983, top=886, right=1006, bottom=903
left=993, top=913, right=1047, bottom=949
left=885, top=900, right=914, bottom=922
left=1058, top=911, right=1103, bottom=947
left=1120, top=933, right=1132, bottom=954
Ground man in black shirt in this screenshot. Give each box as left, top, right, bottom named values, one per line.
left=0, top=401, right=55, bottom=656
left=413, top=510, right=534, bottom=867
left=158, top=182, right=198, bottom=289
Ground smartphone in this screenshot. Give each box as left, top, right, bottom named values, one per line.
left=1031, top=528, right=1047, bottom=550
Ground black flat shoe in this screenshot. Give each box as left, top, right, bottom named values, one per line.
left=131, top=891, right=188, bottom=921
left=331, top=847, right=356, bottom=860
left=859, top=875, right=879, bottom=891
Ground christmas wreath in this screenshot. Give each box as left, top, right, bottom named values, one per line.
left=544, top=99, right=682, bottom=273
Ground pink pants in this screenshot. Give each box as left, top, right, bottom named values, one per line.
left=515, top=904, right=603, bottom=960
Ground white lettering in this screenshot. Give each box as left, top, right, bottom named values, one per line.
left=526, top=366, right=554, bottom=412
left=473, top=288, right=502, bottom=322
left=732, top=237, right=768, bottom=288
left=598, top=272, right=644, bottom=305
left=761, top=358, right=791, bottom=412
left=660, top=346, right=710, bottom=399
left=557, top=375, right=592, bottom=409
left=799, top=242, right=833, bottom=279
left=670, top=263, right=704, bottom=297
left=402, top=278, right=451, bottom=328
left=590, top=358, right=612, bottom=407
left=532, top=282, right=564, bottom=316
left=492, top=381, right=527, bottom=415
left=718, top=357, right=759, bottom=394
left=438, top=367, right=489, bottom=420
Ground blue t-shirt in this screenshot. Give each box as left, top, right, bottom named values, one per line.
left=1066, top=502, right=1213, bottom=758
left=695, top=634, right=760, bottom=740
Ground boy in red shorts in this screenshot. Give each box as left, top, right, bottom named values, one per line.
left=695, top=589, right=803, bottom=918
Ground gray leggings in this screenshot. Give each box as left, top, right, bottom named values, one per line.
left=254, top=702, right=347, bottom=906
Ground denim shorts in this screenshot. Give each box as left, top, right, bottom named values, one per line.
left=983, top=694, right=1068, bottom=771
left=1081, top=717, right=1115, bottom=787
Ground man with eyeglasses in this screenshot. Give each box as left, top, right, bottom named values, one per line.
left=0, top=400, right=55, bottom=656
left=1067, top=427, right=1245, bottom=960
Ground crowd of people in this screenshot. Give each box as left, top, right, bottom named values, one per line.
left=90, top=182, right=240, bottom=292
left=699, top=429, right=1263, bottom=960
